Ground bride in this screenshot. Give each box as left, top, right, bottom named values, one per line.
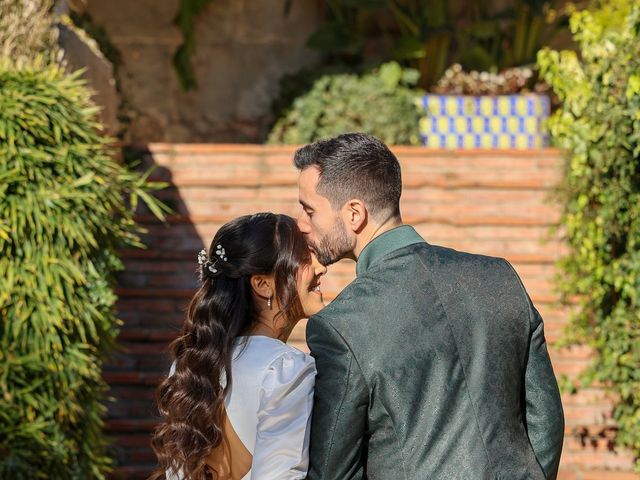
left=151, top=213, right=327, bottom=480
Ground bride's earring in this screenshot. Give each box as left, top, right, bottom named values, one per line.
left=267, top=294, right=272, bottom=310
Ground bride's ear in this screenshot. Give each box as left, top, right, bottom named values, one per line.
left=249, top=274, right=274, bottom=300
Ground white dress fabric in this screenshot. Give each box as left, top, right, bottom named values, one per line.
left=167, top=335, right=316, bottom=480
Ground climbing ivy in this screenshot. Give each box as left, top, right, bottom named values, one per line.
left=538, top=0, right=640, bottom=467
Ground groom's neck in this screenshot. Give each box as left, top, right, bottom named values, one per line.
left=352, top=215, right=403, bottom=260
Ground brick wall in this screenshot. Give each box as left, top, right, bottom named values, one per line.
left=107, top=144, right=638, bottom=479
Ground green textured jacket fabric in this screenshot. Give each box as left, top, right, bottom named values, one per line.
left=306, top=226, right=564, bottom=480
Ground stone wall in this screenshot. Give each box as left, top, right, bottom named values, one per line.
left=59, top=18, right=120, bottom=135
left=83, top=0, right=322, bottom=143
left=106, top=144, right=638, bottom=479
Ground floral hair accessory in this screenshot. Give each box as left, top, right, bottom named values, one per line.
left=215, top=244, right=227, bottom=262
left=197, top=248, right=218, bottom=277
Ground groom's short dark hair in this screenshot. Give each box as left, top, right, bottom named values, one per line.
left=293, top=133, right=402, bottom=219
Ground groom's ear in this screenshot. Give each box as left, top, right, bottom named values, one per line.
left=343, top=199, right=367, bottom=233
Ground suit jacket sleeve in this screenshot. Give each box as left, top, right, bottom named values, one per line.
left=507, top=261, right=564, bottom=479
left=305, top=314, right=369, bottom=480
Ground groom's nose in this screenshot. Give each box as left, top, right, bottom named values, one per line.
left=297, top=213, right=311, bottom=234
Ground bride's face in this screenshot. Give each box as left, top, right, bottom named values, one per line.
left=296, top=251, right=327, bottom=318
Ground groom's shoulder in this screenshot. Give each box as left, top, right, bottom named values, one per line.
left=424, top=242, right=515, bottom=277
left=429, top=242, right=505, bottom=265
left=307, top=245, right=518, bottom=334
left=312, top=276, right=365, bottom=321
left=306, top=274, right=376, bottom=339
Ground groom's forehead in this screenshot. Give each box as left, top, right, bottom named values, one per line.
left=298, top=167, right=321, bottom=197
left=298, top=168, right=332, bottom=209
left=299, top=166, right=321, bottom=185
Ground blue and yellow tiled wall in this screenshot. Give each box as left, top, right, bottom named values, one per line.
left=419, top=95, right=550, bottom=149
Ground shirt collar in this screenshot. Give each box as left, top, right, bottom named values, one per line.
left=356, top=225, right=425, bottom=276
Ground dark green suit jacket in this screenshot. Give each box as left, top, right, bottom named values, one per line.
left=306, top=226, right=564, bottom=480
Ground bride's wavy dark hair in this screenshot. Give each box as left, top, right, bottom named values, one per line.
left=150, top=213, right=310, bottom=480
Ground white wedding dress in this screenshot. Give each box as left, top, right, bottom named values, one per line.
left=167, top=335, right=316, bottom=480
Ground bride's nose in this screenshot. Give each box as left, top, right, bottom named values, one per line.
left=315, top=263, right=327, bottom=276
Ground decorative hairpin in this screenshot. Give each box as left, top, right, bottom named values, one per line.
left=197, top=243, right=229, bottom=280
left=215, top=244, right=227, bottom=262
left=197, top=248, right=218, bottom=275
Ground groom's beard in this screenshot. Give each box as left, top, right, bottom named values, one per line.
left=312, top=219, right=352, bottom=267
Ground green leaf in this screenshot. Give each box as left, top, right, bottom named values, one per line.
left=391, top=36, right=426, bottom=60
left=378, top=62, right=403, bottom=88
left=306, top=22, right=352, bottom=53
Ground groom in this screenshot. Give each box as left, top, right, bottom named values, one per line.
left=294, top=133, right=564, bottom=479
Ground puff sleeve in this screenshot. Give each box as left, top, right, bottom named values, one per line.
left=251, top=350, right=316, bottom=480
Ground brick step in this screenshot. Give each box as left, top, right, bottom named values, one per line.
left=143, top=193, right=559, bottom=212
left=109, top=465, right=153, bottom=480
left=110, top=431, right=157, bottom=447
left=134, top=212, right=559, bottom=227
left=126, top=245, right=563, bottom=270
left=130, top=242, right=563, bottom=262
left=117, top=328, right=179, bottom=342
left=128, top=223, right=562, bottom=249
left=148, top=174, right=559, bottom=190
left=106, top=415, right=626, bottom=438
left=107, top=461, right=640, bottom=479
left=558, top=469, right=640, bottom=480
left=104, top=372, right=165, bottom=386
left=106, top=418, right=158, bottom=433
left=107, top=386, right=157, bottom=403
left=144, top=164, right=559, bottom=188
left=114, top=306, right=564, bottom=333
left=134, top=206, right=562, bottom=224
left=116, top=274, right=559, bottom=303
left=119, top=248, right=559, bottom=265
left=144, top=142, right=562, bottom=155
left=111, top=341, right=172, bottom=356
left=116, top=260, right=555, bottom=280
left=119, top=258, right=356, bottom=275
left=107, top=400, right=161, bottom=422
left=113, top=287, right=558, bottom=305
left=147, top=157, right=563, bottom=174
left=126, top=230, right=565, bottom=262
left=119, top=249, right=196, bottom=260
left=144, top=143, right=562, bottom=166
left=115, top=288, right=195, bottom=298
left=112, top=332, right=308, bottom=352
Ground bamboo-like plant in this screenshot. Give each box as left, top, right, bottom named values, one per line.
left=305, top=0, right=569, bottom=88
left=0, top=59, right=170, bottom=479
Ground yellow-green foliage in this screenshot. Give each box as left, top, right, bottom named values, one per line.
left=538, top=0, right=640, bottom=467
left=0, top=60, right=169, bottom=479
left=268, top=62, right=422, bottom=146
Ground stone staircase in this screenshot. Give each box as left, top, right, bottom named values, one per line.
left=104, top=144, right=635, bottom=479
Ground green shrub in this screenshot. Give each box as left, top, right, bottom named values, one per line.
left=268, top=62, right=422, bottom=145
left=0, top=60, right=169, bottom=479
left=538, top=0, right=640, bottom=467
